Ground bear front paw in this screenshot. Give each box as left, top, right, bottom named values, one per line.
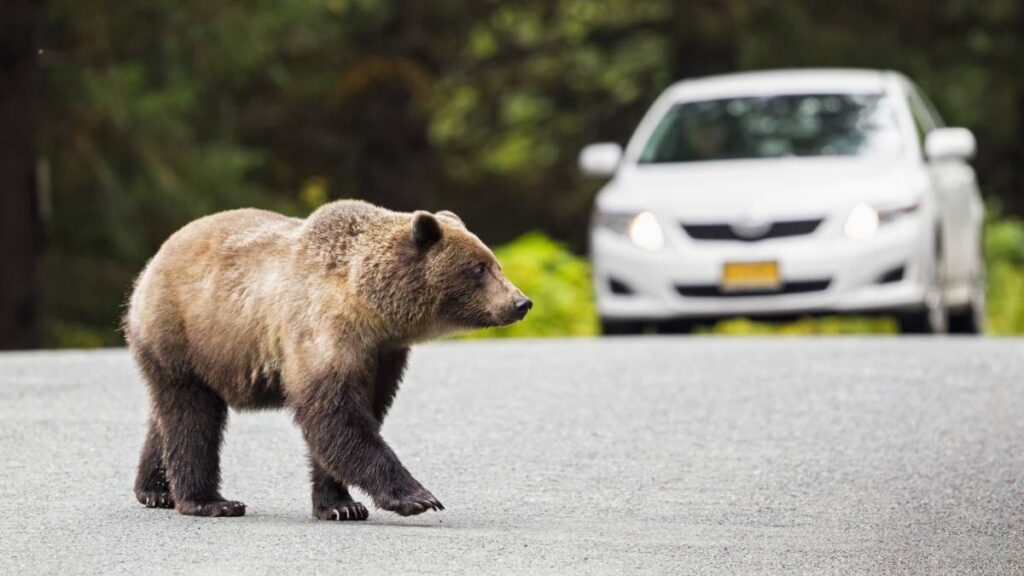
left=381, top=488, right=444, bottom=517
left=315, top=501, right=369, bottom=521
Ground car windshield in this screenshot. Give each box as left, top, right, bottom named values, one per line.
left=638, top=93, right=902, bottom=164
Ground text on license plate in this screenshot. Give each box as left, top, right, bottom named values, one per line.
left=721, top=261, right=781, bottom=291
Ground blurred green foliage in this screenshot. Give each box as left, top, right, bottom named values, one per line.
left=705, top=316, right=899, bottom=336
left=27, top=0, right=1024, bottom=345
left=985, top=215, right=1024, bottom=334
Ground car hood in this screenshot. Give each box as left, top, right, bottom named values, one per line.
left=600, top=158, right=923, bottom=222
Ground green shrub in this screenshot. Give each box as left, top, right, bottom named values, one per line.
left=461, top=232, right=598, bottom=338
left=985, top=217, right=1024, bottom=335
left=706, top=316, right=897, bottom=336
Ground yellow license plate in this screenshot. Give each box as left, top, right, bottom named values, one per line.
left=721, top=261, right=781, bottom=292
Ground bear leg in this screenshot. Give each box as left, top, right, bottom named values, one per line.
left=140, top=350, right=245, bottom=518
left=310, top=457, right=368, bottom=521
left=371, top=347, right=410, bottom=423
left=134, top=418, right=174, bottom=508
left=297, top=371, right=443, bottom=517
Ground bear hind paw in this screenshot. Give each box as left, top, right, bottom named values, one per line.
left=137, top=490, right=175, bottom=509
left=176, top=499, right=246, bottom=517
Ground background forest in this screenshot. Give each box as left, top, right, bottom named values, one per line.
left=2, top=0, right=1023, bottom=347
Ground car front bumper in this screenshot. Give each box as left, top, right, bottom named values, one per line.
left=591, top=218, right=932, bottom=321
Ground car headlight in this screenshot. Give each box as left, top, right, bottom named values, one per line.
left=844, top=201, right=920, bottom=240
left=844, top=203, right=880, bottom=239
left=628, top=212, right=665, bottom=250
left=594, top=210, right=665, bottom=250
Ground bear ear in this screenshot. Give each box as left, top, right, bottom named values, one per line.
left=435, top=210, right=464, bottom=227
left=411, top=210, right=443, bottom=249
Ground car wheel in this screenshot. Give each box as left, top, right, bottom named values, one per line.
left=600, top=319, right=646, bottom=336
left=901, top=229, right=946, bottom=336
left=948, top=282, right=986, bottom=335
left=656, top=319, right=698, bottom=335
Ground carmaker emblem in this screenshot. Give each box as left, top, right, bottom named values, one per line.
left=731, top=216, right=772, bottom=240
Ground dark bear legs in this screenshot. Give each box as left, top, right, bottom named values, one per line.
left=134, top=419, right=174, bottom=508
left=371, top=347, right=409, bottom=422
left=310, top=458, right=368, bottom=521
left=300, top=407, right=443, bottom=517
left=297, top=365, right=443, bottom=518
left=303, top=348, right=440, bottom=518
left=158, top=384, right=244, bottom=517
left=132, top=343, right=435, bottom=520
left=134, top=345, right=245, bottom=517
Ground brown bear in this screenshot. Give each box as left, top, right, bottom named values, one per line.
left=123, top=200, right=531, bottom=520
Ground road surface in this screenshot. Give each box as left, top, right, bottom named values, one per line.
left=1, top=338, right=1023, bottom=575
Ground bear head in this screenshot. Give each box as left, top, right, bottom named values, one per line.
left=406, top=210, right=532, bottom=335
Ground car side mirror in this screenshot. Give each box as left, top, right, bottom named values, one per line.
left=579, top=143, right=623, bottom=178
left=925, top=128, right=976, bottom=162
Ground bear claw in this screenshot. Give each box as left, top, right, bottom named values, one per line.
left=137, top=490, right=175, bottom=509
left=382, top=491, right=444, bottom=516
left=315, top=501, right=369, bottom=521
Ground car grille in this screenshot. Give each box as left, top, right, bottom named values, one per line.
left=608, top=277, right=634, bottom=295
left=676, top=279, right=831, bottom=298
left=877, top=265, right=905, bottom=284
left=681, top=219, right=822, bottom=242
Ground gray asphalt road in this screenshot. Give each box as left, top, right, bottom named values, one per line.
left=1, top=338, right=1023, bottom=575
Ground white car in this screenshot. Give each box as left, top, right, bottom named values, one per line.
left=580, top=69, right=985, bottom=335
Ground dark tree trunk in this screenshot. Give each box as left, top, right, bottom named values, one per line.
left=0, top=0, right=42, bottom=349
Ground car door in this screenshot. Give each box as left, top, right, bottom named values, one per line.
left=906, top=84, right=982, bottom=295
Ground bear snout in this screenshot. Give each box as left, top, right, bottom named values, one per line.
left=503, top=295, right=532, bottom=324
left=514, top=296, right=533, bottom=316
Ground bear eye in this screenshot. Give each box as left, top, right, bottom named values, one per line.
left=472, top=263, right=486, bottom=276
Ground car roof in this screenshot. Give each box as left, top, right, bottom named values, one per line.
left=662, top=68, right=899, bottom=101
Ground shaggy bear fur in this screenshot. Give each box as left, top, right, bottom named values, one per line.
left=124, top=200, right=531, bottom=520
